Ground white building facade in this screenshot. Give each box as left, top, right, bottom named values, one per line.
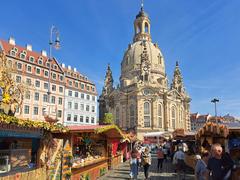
left=62, top=65, right=97, bottom=126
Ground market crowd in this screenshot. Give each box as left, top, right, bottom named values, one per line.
left=128, top=141, right=235, bottom=180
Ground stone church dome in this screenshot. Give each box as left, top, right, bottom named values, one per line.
left=120, top=6, right=166, bottom=87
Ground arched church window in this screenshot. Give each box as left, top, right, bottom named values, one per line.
left=158, top=54, right=162, bottom=65
left=116, top=107, right=120, bottom=126
left=144, top=102, right=151, bottom=127
left=171, top=106, right=176, bottom=129
left=130, top=104, right=135, bottom=128
left=137, top=23, right=141, bottom=33
left=158, top=104, right=163, bottom=128
left=145, top=22, right=149, bottom=33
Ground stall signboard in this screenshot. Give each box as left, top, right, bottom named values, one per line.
left=0, top=124, right=43, bottom=138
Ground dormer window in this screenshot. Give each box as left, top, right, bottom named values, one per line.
left=10, top=50, right=16, bottom=57
left=38, top=57, right=43, bottom=65
left=14, top=47, right=18, bottom=52
left=53, top=65, right=57, bottom=70
left=20, top=51, right=27, bottom=60
left=29, top=56, right=35, bottom=63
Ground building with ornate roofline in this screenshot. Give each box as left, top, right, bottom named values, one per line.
left=99, top=6, right=191, bottom=139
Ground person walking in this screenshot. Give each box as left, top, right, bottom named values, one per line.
left=173, top=146, right=185, bottom=179
left=157, top=146, right=164, bottom=171
left=129, top=149, right=138, bottom=179
left=195, top=151, right=210, bottom=180
left=141, top=146, right=151, bottom=180
left=207, top=143, right=225, bottom=180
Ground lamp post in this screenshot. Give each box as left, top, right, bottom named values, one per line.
left=211, top=98, right=219, bottom=123
left=48, top=25, right=60, bottom=98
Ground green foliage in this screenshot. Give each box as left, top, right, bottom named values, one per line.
left=100, top=167, right=107, bottom=176
left=0, top=113, right=69, bottom=132
left=103, top=113, right=113, bottom=124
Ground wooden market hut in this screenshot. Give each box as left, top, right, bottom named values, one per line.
left=67, top=124, right=126, bottom=180
left=196, top=122, right=229, bottom=152
left=0, top=114, right=68, bottom=180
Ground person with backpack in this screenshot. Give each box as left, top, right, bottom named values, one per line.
left=141, top=146, right=151, bottom=180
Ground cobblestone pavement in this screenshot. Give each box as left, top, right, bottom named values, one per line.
left=98, top=155, right=195, bottom=180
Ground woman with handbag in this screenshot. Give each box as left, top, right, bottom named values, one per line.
left=141, top=147, right=151, bottom=180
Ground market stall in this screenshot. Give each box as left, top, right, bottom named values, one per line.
left=68, top=124, right=125, bottom=180
left=0, top=114, right=68, bottom=179
left=172, top=129, right=197, bottom=169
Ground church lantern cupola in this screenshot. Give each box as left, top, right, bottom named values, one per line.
left=133, top=4, right=151, bottom=42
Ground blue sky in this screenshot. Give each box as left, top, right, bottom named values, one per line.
left=1, top=0, right=240, bottom=117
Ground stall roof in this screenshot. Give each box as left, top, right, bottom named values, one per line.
left=67, top=124, right=126, bottom=139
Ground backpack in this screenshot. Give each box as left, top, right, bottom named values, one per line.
left=141, top=153, right=150, bottom=165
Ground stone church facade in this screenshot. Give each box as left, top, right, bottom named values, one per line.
left=99, top=7, right=191, bottom=139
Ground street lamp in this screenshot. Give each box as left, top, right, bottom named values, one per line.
left=48, top=25, right=60, bottom=97
left=211, top=98, right=219, bottom=123
left=44, top=25, right=60, bottom=123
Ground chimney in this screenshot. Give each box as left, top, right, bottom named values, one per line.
left=68, top=65, right=71, bottom=70
left=41, top=50, right=47, bottom=57
left=26, top=44, right=32, bottom=51
left=9, top=37, right=15, bottom=45
left=61, top=63, right=65, bottom=68
left=73, top=67, right=77, bottom=72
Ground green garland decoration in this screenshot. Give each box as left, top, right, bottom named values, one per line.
left=0, top=113, right=68, bottom=132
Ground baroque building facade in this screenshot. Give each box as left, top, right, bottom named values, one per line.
left=99, top=7, right=191, bottom=139
left=0, top=37, right=97, bottom=125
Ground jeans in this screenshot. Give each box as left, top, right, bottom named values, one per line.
left=157, top=158, right=164, bottom=169
left=143, top=164, right=150, bottom=179
left=130, top=162, right=138, bottom=179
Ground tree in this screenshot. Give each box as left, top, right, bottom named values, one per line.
left=103, top=113, right=113, bottom=124
left=0, top=51, right=27, bottom=115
